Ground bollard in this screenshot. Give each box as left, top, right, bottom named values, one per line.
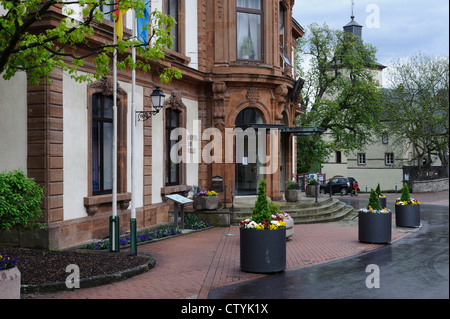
left=109, top=216, right=120, bottom=252
left=130, top=218, right=137, bottom=256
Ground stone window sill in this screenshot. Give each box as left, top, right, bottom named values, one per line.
left=83, top=193, right=131, bottom=216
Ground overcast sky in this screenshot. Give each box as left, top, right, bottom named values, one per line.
left=292, top=0, right=449, bottom=74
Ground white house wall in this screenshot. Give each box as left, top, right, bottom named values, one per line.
left=0, top=72, right=28, bottom=172
left=63, top=73, right=89, bottom=221
left=151, top=96, right=199, bottom=205
left=151, top=106, right=164, bottom=204
left=121, top=81, right=144, bottom=209
left=184, top=97, right=199, bottom=186
left=185, top=0, right=198, bottom=70
left=348, top=168, right=403, bottom=193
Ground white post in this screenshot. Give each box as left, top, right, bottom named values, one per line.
left=130, top=8, right=138, bottom=255
left=111, top=16, right=119, bottom=252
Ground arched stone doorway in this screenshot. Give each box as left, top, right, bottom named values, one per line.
left=234, top=107, right=264, bottom=195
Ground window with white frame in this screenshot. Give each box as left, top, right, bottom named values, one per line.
left=165, top=0, right=179, bottom=52
left=357, top=153, right=366, bottom=165
left=382, top=133, right=388, bottom=144
left=237, top=0, right=263, bottom=61
left=385, top=153, right=394, bottom=166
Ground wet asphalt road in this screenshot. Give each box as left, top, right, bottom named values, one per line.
left=208, top=201, right=449, bottom=299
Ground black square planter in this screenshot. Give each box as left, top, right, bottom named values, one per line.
left=395, top=204, right=420, bottom=228
left=240, top=227, right=286, bottom=273
left=358, top=211, right=392, bottom=244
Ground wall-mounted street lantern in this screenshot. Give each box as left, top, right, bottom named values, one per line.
left=136, top=86, right=166, bottom=121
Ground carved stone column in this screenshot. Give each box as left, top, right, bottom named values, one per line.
left=212, top=82, right=229, bottom=201
left=212, top=82, right=227, bottom=131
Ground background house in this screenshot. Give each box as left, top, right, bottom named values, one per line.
left=319, top=14, right=447, bottom=193
left=320, top=15, right=408, bottom=192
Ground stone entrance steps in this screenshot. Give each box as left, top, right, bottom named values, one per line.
left=230, top=195, right=357, bottom=225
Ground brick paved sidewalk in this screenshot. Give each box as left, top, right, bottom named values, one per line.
left=33, top=221, right=410, bottom=299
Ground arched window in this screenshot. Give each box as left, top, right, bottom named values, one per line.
left=235, top=107, right=264, bottom=127
left=86, top=77, right=127, bottom=198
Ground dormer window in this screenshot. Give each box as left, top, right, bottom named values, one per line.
left=237, top=0, right=263, bottom=61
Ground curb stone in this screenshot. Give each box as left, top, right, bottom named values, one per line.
left=21, top=254, right=155, bottom=296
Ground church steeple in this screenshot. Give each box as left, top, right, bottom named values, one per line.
left=343, top=0, right=363, bottom=38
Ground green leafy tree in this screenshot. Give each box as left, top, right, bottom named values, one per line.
left=0, top=0, right=182, bottom=84
left=295, top=23, right=383, bottom=172
left=252, top=179, right=271, bottom=224
left=383, top=54, right=449, bottom=171
left=367, top=189, right=381, bottom=211
left=0, top=169, right=45, bottom=234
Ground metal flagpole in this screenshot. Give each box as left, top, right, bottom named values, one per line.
left=130, top=8, right=137, bottom=256
left=110, top=12, right=120, bottom=253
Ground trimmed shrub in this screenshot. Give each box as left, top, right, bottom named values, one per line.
left=0, top=169, right=45, bottom=233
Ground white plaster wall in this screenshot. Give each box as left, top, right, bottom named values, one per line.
left=152, top=103, right=164, bottom=204
left=183, top=98, right=199, bottom=186
left=151, top=0, right=163, bottom=14
left=62, top=1, right=83, bottom=21
left=185, top=0, right=198, bottom=70
left=0, top=72, right=27, bottom=172
left=120, top=81, right=144, bottom=208
left=151, top=95, right=199, bottom=204
left=321, top=164, right=348, bottom=180
left=63, top=73, right=88, bottom=221
left=348, top=168, right=403, bottom=192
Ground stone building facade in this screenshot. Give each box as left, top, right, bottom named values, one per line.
left=0, top=0, right=304, bottom=249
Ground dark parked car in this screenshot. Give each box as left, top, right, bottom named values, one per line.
left=320, top=176, right=359, bottom=195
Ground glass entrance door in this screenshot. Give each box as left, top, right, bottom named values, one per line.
left=235, top=108, right=264, bottom=196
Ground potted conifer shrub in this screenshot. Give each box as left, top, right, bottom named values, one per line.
left=240, top=180, right=286, bottom=273
left=376, top=183, right=387, bottom=209
left=395, top=183, right=420, bottom=228
left=358, top=189, right=392, bottom=244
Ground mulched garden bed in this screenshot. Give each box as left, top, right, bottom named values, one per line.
left=1, top=246, right=152, bottom=287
